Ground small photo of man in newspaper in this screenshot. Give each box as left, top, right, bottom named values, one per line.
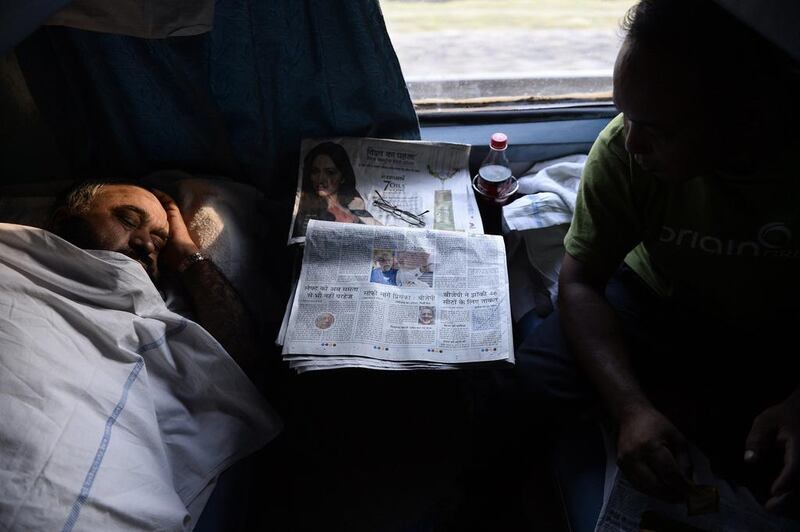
left=314, top=312, right=335, bottom=330
left=418, top=306, right=435, bottom=326
left=395, top=250, right=434, bottom=288
left=370, top=249, right=398, bottom=286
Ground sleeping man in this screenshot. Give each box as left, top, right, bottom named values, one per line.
left=49, top=181, right=257, bottom=372
left=0, top=181, right=279, bottom=531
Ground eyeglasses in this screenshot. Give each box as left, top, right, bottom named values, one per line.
left=372, top=190, right=429, bottom=227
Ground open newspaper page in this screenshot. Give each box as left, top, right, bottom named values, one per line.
left=287, top=137, right=482, bottom=245
left=281, top=220, right=513, bottom=371
left=595, top=435, right=797, bottom=532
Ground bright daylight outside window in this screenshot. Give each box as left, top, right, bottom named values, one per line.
left=380, top=0, right=638, bottom=112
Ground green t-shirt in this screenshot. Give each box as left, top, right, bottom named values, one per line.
left=565, top=114, right=800, bottom=320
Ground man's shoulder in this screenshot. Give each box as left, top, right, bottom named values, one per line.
left=579, top=113, right=634, bottom=192
left=592, top=113, right=628, bottom=163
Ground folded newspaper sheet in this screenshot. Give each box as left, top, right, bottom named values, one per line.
left=595, top=432, right=797, bottom=532
left=279, top=220, right=513, bottom=372
left=287, top=137, right=482, bottom=245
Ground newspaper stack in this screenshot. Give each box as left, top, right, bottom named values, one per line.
left=277, top=220, right=514, bottom=372
left=276, top=136, right=513, bottom=371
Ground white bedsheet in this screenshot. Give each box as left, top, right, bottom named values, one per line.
left=501, top=154, right=587, bottom=321
left=0, top=224, right=281, bottom=531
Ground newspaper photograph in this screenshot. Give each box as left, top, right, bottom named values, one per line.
left=287, top=137, right=482, bottom=245
left=280, top=220, right=513, bottom=371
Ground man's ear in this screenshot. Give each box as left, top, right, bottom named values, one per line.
left=48, top=210, right=93, bottom=249
left=49, top=206, right=70, bottom=232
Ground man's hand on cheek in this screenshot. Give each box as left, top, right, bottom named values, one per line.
left=151, top=189, right=200, bottom=274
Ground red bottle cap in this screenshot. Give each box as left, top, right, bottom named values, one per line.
left=490, top=132, right=508, bottom=150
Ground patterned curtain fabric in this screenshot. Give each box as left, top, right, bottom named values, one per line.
left=13, top=0, right=420, bottom=198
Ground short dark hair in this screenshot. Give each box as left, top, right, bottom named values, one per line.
left=52, top=181, right=108, bottom=217
left=51, top=179, right=143, bottom=218
left=48, top=179, right=142, bottom=243
left=622, top=0, right=799, bottom=94
left=621, top=0, right=800, bottom=127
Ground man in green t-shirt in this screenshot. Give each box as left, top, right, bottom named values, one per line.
left=519, top=0, right=800, bottom=518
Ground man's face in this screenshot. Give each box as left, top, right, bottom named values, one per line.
left=396, top=250, right=429, bottom=271
left=375, top=252, right=394, bottom=272
left=78, top=185, right=169, bottom=280
left=613, top=40, right=715, bottom=182
left=315, top=313, right=334, bottom=329
left=419, top=308, right=434, bottom=325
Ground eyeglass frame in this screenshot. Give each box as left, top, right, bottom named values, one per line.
left=372, top=190, right=429, bottom=227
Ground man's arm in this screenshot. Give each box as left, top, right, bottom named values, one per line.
left=559, top=252, right=691, bottom=501
left=153, top=190, right=258, bottom=375
left=178, top=260, right=259, bottom=373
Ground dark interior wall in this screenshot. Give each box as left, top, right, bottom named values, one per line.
left=0, top=52, right=68, bottom=183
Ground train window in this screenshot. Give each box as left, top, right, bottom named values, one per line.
left=381, top=0, right=638, bottom=114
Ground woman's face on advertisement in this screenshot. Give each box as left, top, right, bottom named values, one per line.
left=310, top=154, right=342, bottom=197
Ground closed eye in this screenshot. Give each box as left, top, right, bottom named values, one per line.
left=118, top=214, right=139, bottom=228
left=113, top=206, right=144, bottom=229
left=151, top=234, right=166, bottom=251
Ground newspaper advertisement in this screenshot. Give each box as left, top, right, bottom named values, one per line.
left=287, top=137, right=482, bottom=245
left=595, top=433, right=797, bottom=532
left=280, top=220, right=513, bottom=371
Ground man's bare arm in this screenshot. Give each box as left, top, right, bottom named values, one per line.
left=559, top=252, right=691, bottom=500
left=559, top=253, right=646, bottom=419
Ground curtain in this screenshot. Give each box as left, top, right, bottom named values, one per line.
left=11, top=0, right=420, bottom=199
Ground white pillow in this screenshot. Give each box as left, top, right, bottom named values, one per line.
left=143, top=171, right=269, bottom=322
